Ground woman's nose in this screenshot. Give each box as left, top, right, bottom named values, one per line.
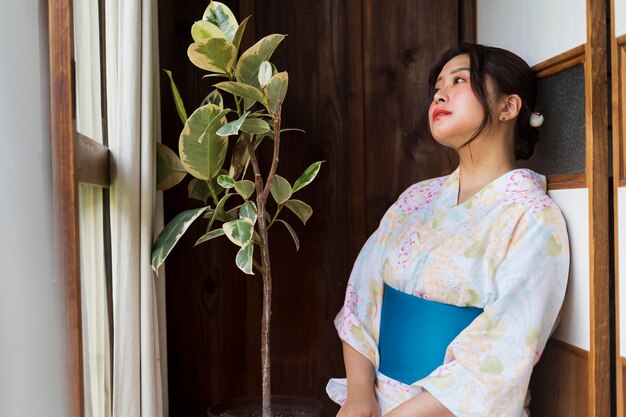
left=433, top=89, right=447, bottom=104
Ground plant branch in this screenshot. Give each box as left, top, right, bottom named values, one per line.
left=207, top=179, right=220, bottom=206
left=261, top=101, right=282, bottom=203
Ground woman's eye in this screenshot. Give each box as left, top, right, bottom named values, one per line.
left=454, top=77, right=466, bottom=84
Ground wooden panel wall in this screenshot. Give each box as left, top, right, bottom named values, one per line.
left=157, top=1, right=472, bottom=416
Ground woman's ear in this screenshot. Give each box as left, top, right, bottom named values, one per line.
left=498, top=94, right=522, bottom=121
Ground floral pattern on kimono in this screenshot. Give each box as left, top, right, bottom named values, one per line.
left=327, top=167, right=570, bottom=417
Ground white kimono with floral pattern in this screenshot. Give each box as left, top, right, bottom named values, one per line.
left=326, top=167, right=570, bottom=417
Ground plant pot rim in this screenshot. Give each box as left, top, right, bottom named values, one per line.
left=207, top=394, right=322, bottom=417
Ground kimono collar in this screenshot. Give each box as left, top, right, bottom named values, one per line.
left=434, top=166, right=548, bottom=215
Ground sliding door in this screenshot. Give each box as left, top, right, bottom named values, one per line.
left=478, top=0, right=609, bottom=416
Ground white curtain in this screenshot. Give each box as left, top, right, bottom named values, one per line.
left=107, top=0, right=168, bottom=416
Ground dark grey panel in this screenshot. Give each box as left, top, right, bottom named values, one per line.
left=518, top=64, right=585, bottom=175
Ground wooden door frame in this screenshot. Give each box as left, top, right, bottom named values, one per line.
left=586, top=0, right=610, bottom=415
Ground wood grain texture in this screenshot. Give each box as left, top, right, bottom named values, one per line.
left=547, top=173, right=587, bottom=190
left=613, top=0, right=624, bottom=414
left=47, top=0, right=85, bottom=416
left=585, top=0, right=611, bottom=415
left=361, top=0, right=459, bottom=232
left=75, top=133, right=110, bottom=186
left=529, top=339, right=589, bottom=417
left=532, top=45, right=586, bottom=79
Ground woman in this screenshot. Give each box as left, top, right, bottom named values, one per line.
left=327, top=44, right=570, bottom=417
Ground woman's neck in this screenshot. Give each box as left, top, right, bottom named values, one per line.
left=455, top=132, right=517, bottom=204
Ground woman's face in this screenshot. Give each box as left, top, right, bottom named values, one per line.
left=428, top=54, right=488, bottom=150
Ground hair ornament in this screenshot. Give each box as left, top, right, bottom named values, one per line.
left=530, top=112, right=544, bottom=128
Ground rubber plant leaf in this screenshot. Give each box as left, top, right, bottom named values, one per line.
left=188, top=37, right=236, bottom=74
left=214, top=81, right=265, bottom=104
left=203, top=1, right=239, bottom=42
left=265, top=71, right=288, bottom=113
left=284, top=199, right=313, bottom=225
left=195, top=228, right=225, bottom=246
left=191, top=20, right=227, bottom=42
left=235, top=242, right=254, bottom=275
left=235, top=34, right=286, bottom=87
left=292, top=161, right=324, bottom=193
left=163, top=70, right=187, bottom=124
left=223, top=218, right=254, bottom=247
left=270, top=175, right=292, bottom=205
left=277, top=219, right=300, bottom=251
left=156, top=143, right=187, bottom=191
left=216, top=111, right=250, bottom=136
left=151, top=206, right=208, bottom=272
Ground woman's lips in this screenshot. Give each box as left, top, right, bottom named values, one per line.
left=432, top=108, right=452, bottom=121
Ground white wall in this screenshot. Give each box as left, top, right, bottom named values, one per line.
left=477, top=0, right=586, bottom=66
left=616, top=0, right=626, bottom=37
left=0, top=1, right=71, bottom=416
left=549, top=189, right=590, bottom=350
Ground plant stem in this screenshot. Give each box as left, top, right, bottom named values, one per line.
left=245, top=102, right=283, bottom=417
left=244, top=134, right=272, bottom=417
left=207, top=179, right=220, bottom=207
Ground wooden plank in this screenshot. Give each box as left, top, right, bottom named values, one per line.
left=362, top=0, right=459, bottom=233
left=75, top=133, right=110, bottom=186
left=585, top=0, right=611, bottom=415
left=547, top=173, right=587, bottom=190
left=612, top=0, right=624, bottom=415
left=532, top=45, right=586, bottom=78
left=47, top=0, right=84, bottom=416
left=530, top=340, right=589, bottom=417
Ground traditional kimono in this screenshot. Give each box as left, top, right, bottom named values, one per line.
left=327, top=167, right=570, bottom=417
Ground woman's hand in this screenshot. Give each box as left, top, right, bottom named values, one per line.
left=337, top=390, right=380, bottom=417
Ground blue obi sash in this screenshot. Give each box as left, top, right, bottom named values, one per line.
left=378, top=284, right=483, bottom=385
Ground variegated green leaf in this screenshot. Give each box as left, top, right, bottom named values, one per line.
left=234, top=179, right=255, bottom=199
left=223, top=204, right=242, bottom=222
left=215, top=81, right=265, bottom=104
left=240, top=201, right=257, bottom=224
left=217, top=174, right=235, bottom=188
left=232, top=16, right=249, bottom=52
left=188, top=178, right=210, bottom=203
left=195, top=228, right=225, bottom=246
left=228, top=135, right=249, bottom=179
left=191, top=20, right=227, bottom=42
left=216, top=111, right=250, bottom=136
left=236, top=34, right=286, bottom=86
left=188, top=38, right=236, bottom=74
left=265, top=71, right=288, bottom=113
left=151, top=206, right=208, bottom=272
left=203, top=1, right=239, bottom=42
left=223, top=218, right=254, bottom=247
left=258, top=61, right=273, bottom=87
left=163, top=70, right=187, bottom=124
left=240, top=118, right=271, bottom=134
left=270, top=175, right=292, bottom=204
left=207, top=193, right=234, bottom=231
left=284, top=199, right=313, bottom=225
left=156, top=143, right=187, bottom=191
left=202, top=89, right=224, bottom=109
left=179, top=104, right=229, bottom=180
left=277, top=219, right=299, bottom=251
left=235, top=242, right=254, bottom=275
left=292, top=161, right=323, bottom=193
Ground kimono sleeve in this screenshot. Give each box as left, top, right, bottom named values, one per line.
left=414, top=205, right=570, bottom=417
left=334, top=229, right=386, bottom=367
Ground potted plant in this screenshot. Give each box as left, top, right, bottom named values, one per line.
left=151, top=2, right=323, bottom=417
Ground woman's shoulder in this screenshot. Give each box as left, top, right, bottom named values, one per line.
left=395, top=172, right=450, bottom=203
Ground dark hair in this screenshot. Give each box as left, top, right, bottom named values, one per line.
left=428, top=43, right=538, bottom=160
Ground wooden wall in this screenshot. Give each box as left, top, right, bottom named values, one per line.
left=157, top=1, right=473, bottom=416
